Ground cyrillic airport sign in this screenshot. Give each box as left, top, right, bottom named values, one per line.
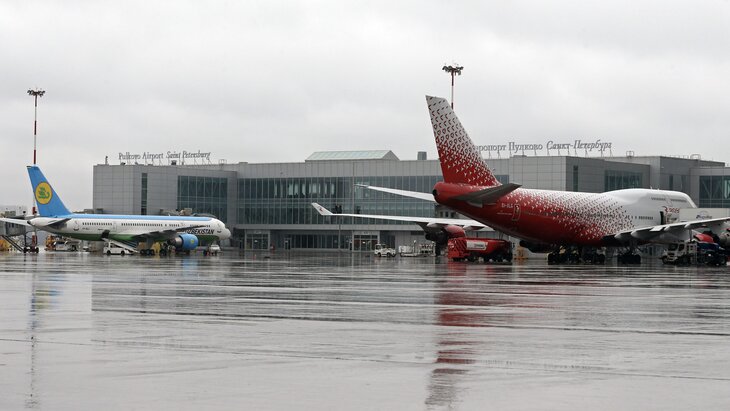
left=476, top=139, right=613, bottom=156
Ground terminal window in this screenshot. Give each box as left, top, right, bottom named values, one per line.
left=699, top=175, right=730, bottom=207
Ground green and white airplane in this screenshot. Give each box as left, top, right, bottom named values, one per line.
left=0, top=166, right=231, bottom=253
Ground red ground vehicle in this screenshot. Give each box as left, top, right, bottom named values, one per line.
left=447, top=238, right=513, bottom=262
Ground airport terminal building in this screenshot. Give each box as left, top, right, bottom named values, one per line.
left=92, top=151, right=730, bottom=251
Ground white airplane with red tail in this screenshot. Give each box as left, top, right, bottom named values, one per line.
left=314, top=96, right=730, bottom=263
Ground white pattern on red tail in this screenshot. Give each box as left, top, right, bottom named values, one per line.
left=427, top=96, right=500, bottom=187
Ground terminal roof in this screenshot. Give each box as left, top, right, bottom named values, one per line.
left=306, top=150, right=399, bottom=161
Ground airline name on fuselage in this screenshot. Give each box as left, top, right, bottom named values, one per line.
left=185, top=228, right=214, bottom=235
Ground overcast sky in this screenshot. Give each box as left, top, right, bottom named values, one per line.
left=2, top=0, right=729, bottom=211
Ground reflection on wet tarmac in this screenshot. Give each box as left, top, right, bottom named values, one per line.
left=1, top=252, right=730, bottom=410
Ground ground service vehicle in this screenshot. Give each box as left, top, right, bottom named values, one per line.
left=663, top=241, right=727, bottom=266
left=103, top=244, right=135, bottom=256
left=447, top=238, right=512, bottom=262
left=398, top=241, right=434, bottom=257
left=204, top=244, right=221, bottom=256
left=373, top=244, right=396, bottom=257
left=53, top=240, right=81, bottom=252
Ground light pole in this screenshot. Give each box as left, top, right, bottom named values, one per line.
left=441, top=64, right=463, bottom=109
left=27, top=88, right=45, bottom=165
left=27, top=88, right=44, bottom=250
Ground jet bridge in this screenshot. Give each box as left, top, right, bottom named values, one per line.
left=1, top=220, right=30, bottom=251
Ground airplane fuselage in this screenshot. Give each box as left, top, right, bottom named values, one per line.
left=29, top=214, right=230, bottom=245
left=434, top=183, right=696, bottom=246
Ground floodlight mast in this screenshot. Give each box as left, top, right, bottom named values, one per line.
left=27, top=88, right=45, bottom=165
left=441, top=65, right=463, bottom=109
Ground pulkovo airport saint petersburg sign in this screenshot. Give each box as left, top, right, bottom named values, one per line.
left=117, top=150, right=214, bottom=165
left=476, top=139, right=614, bottom=157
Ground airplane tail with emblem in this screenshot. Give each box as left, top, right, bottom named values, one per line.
left=28, top=165, right=72, bottom=217
left=426, top=96, right=500, bottom=187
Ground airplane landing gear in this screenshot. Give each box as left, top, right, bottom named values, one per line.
left=548, top=246, right=606, bottom=265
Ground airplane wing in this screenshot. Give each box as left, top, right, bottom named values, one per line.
left=0, top=217, right=32, bottom=226
left=132, top=225, right=210, bottom=241
left=611, top=217, right=730, bottom=242
left=311, top=203, right=490, bottom=231
left=354, top=184, right=436, bottom=202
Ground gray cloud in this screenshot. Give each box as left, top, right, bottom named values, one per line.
left=1, top=0, right=729, bottom=210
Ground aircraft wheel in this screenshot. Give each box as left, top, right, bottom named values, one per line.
left=547, top=253, right=555, bottom=264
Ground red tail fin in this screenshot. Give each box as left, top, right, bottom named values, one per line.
left=427, top=96, right=500, bottom=187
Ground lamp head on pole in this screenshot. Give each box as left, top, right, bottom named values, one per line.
left=27, top=89, right=45, bottom=98
left=442, top=65, right=464, bottom=76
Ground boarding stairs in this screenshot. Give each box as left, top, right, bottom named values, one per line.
left=105, top=239, right=138, bottom=254
left=1, top=235, right=24, bottom=252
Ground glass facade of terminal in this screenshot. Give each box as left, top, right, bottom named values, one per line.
left=177, top=176, right=229, bottom=223
left=94, top=155, right=729, bottom=251
left=604, top=170, right=643, bottom=191
left=699, top=176, right=730, bottom=207
left=237, top=176, right=443, bottom=226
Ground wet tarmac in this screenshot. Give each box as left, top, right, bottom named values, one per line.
left=1, top=252, right=729, bottom=410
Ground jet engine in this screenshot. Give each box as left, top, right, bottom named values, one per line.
left=424, top=224, right=469, bottom=256
left=697, top=229, right=729, bottom=246
left=425, top=225, right=466, bottom=243
left=694, top=233, right=716, bottom=243
left=717, top=230, right=730, bottom=247
left=169, top=233, right=200, bottom=250
left=443, top=225, right=466, bottom=238
left=424, top=231, right=448, bottom=245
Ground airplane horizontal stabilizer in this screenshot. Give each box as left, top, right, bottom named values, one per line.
left=0, top=217, right=32, bottom=226
left=452, top=183, right=521, bottom=206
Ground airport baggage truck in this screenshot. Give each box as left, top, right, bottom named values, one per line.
left=662, top=241, right=727, bottom=266
left=447, top=238, right=512, bottom=262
